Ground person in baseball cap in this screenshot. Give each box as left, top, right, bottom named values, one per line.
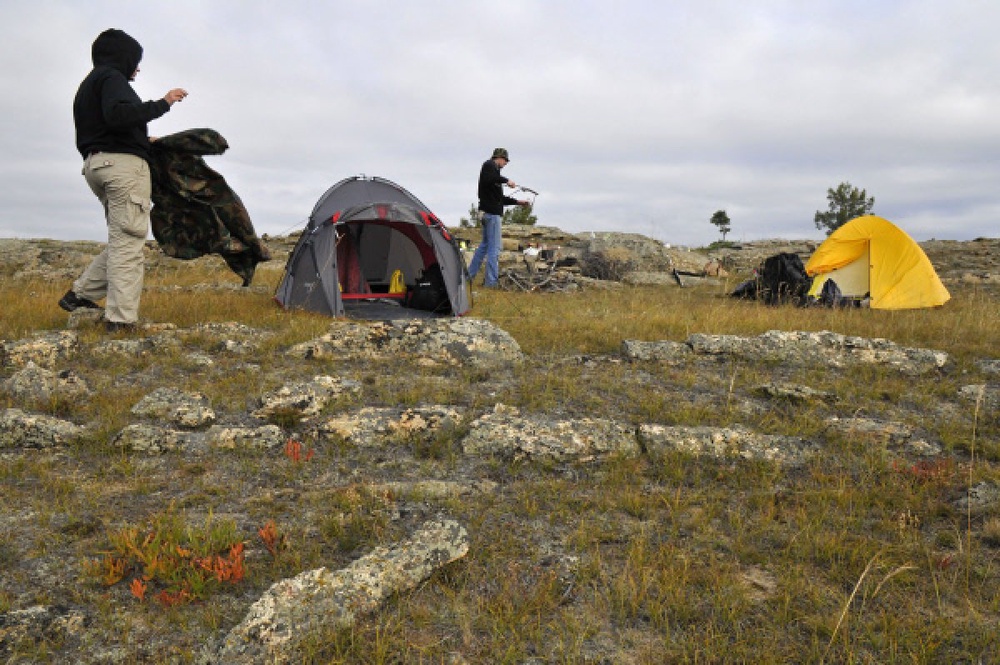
left=468, top=148, right=530, bottom=287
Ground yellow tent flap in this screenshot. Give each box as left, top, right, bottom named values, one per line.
left=807, top=243, right=871, bottom=298
left=804, top=215, right=950, bottom=310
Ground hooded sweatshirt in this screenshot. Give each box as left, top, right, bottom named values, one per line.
left=73, top=28, right=171, bottom=161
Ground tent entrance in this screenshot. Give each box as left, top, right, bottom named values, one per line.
left=808, top=243, right=870, bottom=299
left=336, top=220, right=433, bottom=297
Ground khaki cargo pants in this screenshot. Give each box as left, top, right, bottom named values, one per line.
left=73, top=152, right=151, bottom=324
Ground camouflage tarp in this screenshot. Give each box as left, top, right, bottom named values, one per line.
left=149, top=128, right=271, bottom=286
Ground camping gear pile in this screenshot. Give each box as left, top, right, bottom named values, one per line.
left=274, top=177, right=470, bottom=318
left=731, top=252, right=811, bottom=305
left=732, top=216, right=951, bottom=310
left=497, top=240, right=580, bottom=292
left=499, top=263, right=577, bottom=292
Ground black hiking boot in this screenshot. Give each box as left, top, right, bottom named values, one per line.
left=58, top=290, right=100, bottom=312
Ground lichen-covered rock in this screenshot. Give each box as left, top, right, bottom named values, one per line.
left=977, top=359, right=1000, bottom=376
left=2, top=361, right=91, bottom=403
left=824, top=416, right=912, bottom=445
left=112, top=423, right=190, bottom=454
left=1, top=331, right=78, bottom=369
left=185, top=322, right=269, bottom=354
left=638, top=424, right=817, bottom=467
left=575, top=275, right=626, bottom=291
left=0, top=604, right=88, bottom=658
left=754, top=382, right=835, bottom=403
left=621, top=339, right=692, bottom=363
left=824, top=417, right=941, bottom=457
left=578, top=231, right=680, bottom=272
left=131, top=387, right=216, bottom=429
left=252, top=375, right=361, bottom=420
left=371, top=479, right=498, bottom=500
left=218, top=339, right=258, bottom=354
left=188, top=322, right=273, bottom=341
left=431, top=319, right=524, bottom=365
left=214, top=519, right=469, bottom=664
left=287, top=319, right=523, bottom=368
left=956, top=482, right=1000, bottom=512
left=185, top=352, right=216, bottom=367
left=66, top=308, right=104, bottom=330
left=206, top=424, right=286, bottom=451
left=315, top=406, right=465, bottom=447
left=903, top=439, right=943, bottom=457
left=687, top=330, right=948, bottom=375
left=462, top=404, right=639, bottom=462
left=958, top=384, right=998, bottom=412
left=0, top=409, right=85, bottom=449
left=0, top=238, right=103, bottom=282
left=91, top=334, right=183, bottom=358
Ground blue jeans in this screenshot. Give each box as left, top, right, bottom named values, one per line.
left=468, top=213, right=502, bottom=287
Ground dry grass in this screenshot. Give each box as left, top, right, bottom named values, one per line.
left=0, top=253, right=998, bottom=663
left=476, top=278, right=999, bottom=361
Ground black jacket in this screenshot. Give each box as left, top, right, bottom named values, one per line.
left=477, top=159, right=519, bottom=215
left=73, top=29, right=170, bottom=161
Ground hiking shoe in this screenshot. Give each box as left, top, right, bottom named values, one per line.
left=103, top=319, right=138, bottom=334
left=58, top=290, right=100, bottom=312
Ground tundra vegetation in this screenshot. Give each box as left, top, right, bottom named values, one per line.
left=0, top=239, right=998, bottom=663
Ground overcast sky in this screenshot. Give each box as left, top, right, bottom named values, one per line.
left=2, top=1, right=997, bottom=247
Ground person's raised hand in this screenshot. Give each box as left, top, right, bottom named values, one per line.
left=163, top=88, right=188, bottom=105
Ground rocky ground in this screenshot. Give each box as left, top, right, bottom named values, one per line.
left=449, top=224, right=1000, bottom=289
left=0, top=229, right=998, bottom=662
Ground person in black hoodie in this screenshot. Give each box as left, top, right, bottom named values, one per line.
left=59, top=28, right=188, bottom=332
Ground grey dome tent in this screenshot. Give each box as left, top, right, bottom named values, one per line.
left=274, top=176, right=471, bottom=318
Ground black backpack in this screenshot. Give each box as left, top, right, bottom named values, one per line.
left=405, top=263, right=451, bottom=314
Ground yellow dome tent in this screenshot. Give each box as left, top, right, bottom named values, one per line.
left=805, top=215, right=950, bottom=310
